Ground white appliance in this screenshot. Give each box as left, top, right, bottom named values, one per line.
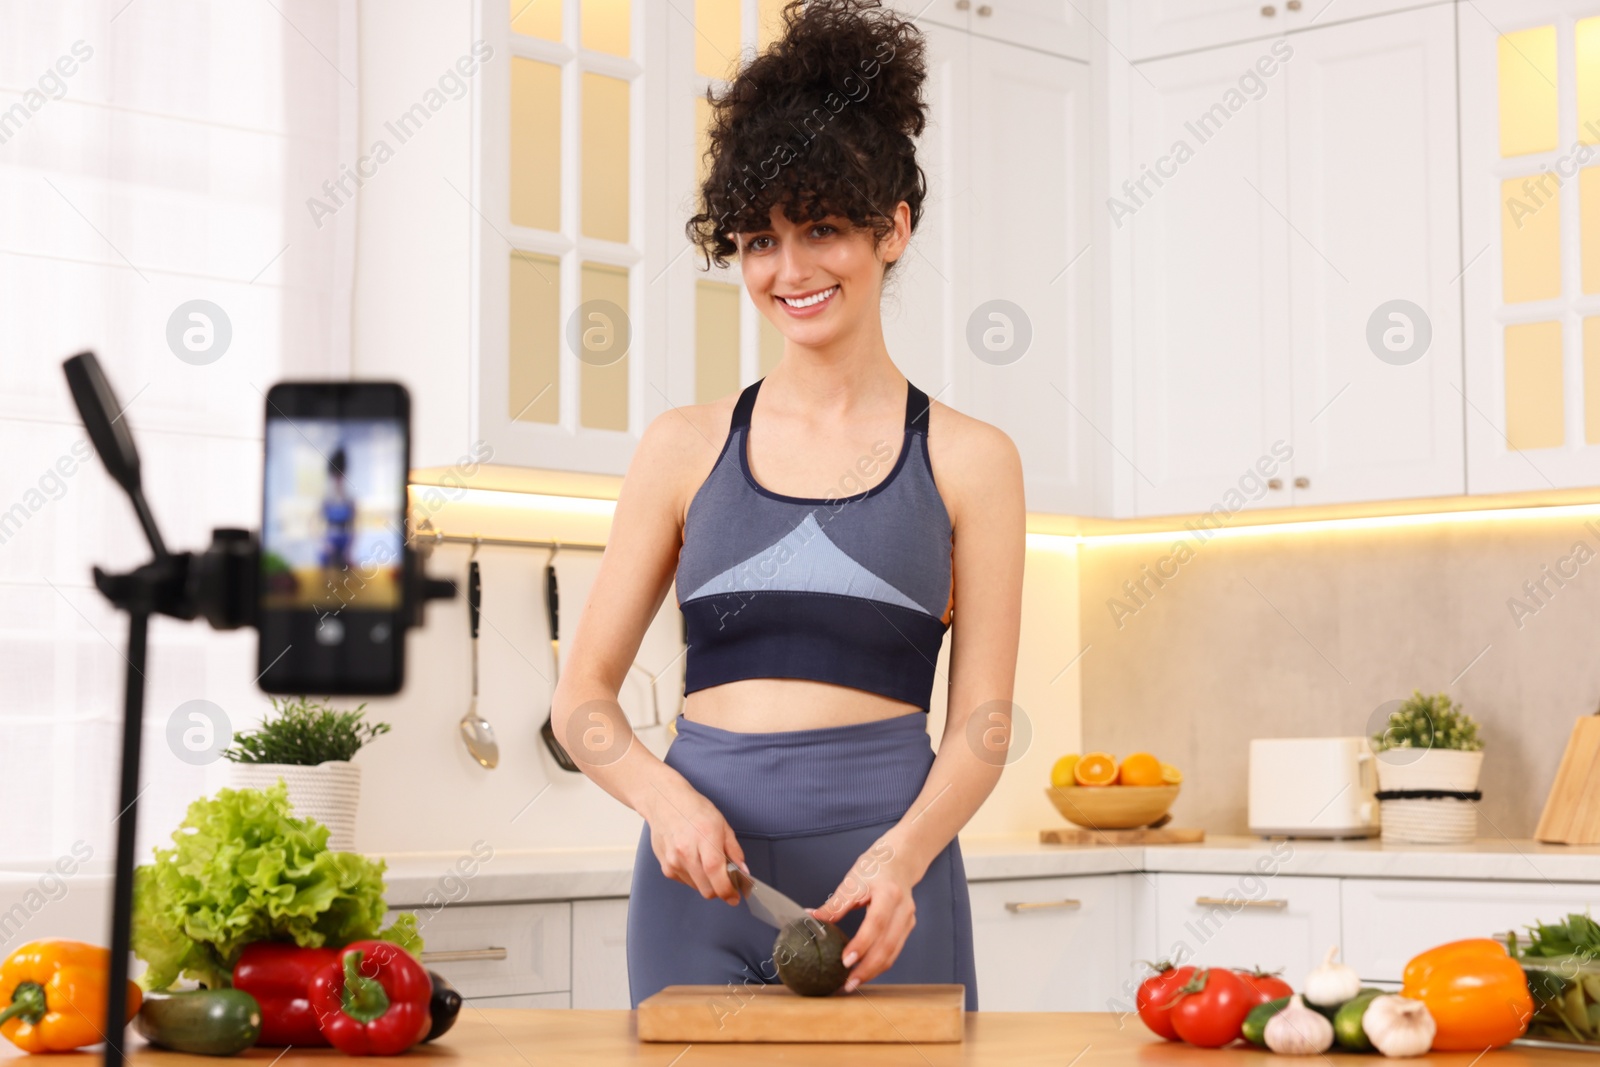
left=1248, top=737, right=1380, bottom=838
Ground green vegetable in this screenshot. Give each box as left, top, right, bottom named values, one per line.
left=1333, top=989, right=1383, bottom=1050
left=1308, top=985, right=1384, bottom=1023
left=131, top=781, right=422, bottom=991
left=1241, top=995, right=1289, bottom=1047
left=133, top=989, right=263, bottom=1056
left=1370, top=690, right=1481, bottom=753
left=223, top=695, right=390, bottom=765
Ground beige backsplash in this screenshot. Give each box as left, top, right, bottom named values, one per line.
left=1077, top=510, right=1600, bottom=840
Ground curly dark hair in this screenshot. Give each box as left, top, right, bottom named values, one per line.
left=683, top=0, right=928, bottom=284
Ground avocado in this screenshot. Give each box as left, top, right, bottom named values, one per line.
left=773, top=917, right=850, bottom=996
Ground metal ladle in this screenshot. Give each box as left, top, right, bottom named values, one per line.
left=458, top=538, right=500, bottom=768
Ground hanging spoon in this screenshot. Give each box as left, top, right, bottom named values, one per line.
left=458, top=541, right=499, bottom=768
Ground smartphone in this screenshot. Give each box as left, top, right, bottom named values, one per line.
left=257, top=382, right=411, bottom=695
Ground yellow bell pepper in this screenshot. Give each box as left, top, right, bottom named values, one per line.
left=0, top=940, right=142, bottom=1053
left=1402, top=937, right=1532, bottom=1051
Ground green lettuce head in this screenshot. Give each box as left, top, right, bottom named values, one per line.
left=131, top=780, right=422, bottom=991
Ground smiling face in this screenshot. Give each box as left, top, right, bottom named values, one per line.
left=734, top=201, right=911, bottom=355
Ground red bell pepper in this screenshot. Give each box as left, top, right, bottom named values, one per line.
left=232, top=941, right=339, bottom=1046
left=307, top=941, right=431, bottom=1056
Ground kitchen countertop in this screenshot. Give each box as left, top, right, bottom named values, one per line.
left=374, top=833, right=1600, bottom=906
left=6, top=1010, right=1595, bottom=1065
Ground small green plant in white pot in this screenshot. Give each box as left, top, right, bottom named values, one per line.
left=222, top=696, right=390, bottom=851
left=1370, top=690, right=1483, bottom=844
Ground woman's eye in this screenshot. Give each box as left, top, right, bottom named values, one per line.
left=813, top=224, right=835, bottom=237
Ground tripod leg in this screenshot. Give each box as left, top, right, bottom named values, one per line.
left=103, top=608, right=147, bottom=1067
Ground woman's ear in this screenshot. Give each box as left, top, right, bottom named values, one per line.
left=882, top=201, right=912, bottom=264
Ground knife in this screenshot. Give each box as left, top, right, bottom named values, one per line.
left=725, top=860, right=810, bottom=929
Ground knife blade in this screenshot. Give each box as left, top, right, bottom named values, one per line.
left=725, top=860, right=810, bottom=929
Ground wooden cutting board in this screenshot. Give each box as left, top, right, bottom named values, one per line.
left=1040, top=826, right=1205, bottom=844
left=1535, top=715, right=1600, bottom=844
left=636, top=983, right=965, bottom=1043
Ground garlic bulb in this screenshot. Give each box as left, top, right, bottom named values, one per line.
left=1303, top=944, right=1362, bottom=1007
left=1362, top=994, right=1436, bottom=1058
left=1264, top=994, right=1335, bottom=1055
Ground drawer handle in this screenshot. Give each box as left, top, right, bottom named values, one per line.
left=1005, top=898, right=1082, bottom=912
left=1195, top=896, right=1288, bottom=909
left=419, top=947, right=508, bottom=963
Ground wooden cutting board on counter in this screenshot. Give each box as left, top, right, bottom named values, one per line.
left=637, top=983, right=965, bottom=1042
left=1040, top=826, right=1205, bottom=844
left=1536, top=715, right=1600, bottom=844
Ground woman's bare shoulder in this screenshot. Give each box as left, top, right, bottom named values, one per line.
left=924, top=396, right=1023, bottom=524
left=637, top=392, right=742, bottom=527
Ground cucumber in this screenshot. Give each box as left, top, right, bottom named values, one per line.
left=1308, top=985, right=1385, bottom=1023
left=1241, top=995, right=1290, bottom=1048
left=134, top=989, right=262, bottom=1057
left=1332, top=989, right=1384, bottom=1050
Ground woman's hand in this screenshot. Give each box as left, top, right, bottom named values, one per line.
left=807, top=838, right=920, bottom=993
left=640, top=774, right=748, bottom=905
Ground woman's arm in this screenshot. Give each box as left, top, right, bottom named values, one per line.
left=810, top=409, right=1026, bottom=988
left=550, top=403, right=748, bottom=904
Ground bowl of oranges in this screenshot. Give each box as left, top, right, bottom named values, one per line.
left=1045, top=752, right=1182, bottom=830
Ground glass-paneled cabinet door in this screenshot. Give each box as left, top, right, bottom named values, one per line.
left=661, top=0, right=791, bottom=411
left=1463, top=1, right=1600, bottom=491
left=474, top=0, right=670, bottom=473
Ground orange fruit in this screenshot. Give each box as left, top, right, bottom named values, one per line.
left=1160, top=761, right=1183, bottom=785
left=1073, top=752, right=1118, bottom=786
left=1050, top=754, right=1082, bottom=790
left=1118, top=752, right=1164, bottom=787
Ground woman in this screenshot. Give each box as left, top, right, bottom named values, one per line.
left=550, top=0, right=1024, bottom=1011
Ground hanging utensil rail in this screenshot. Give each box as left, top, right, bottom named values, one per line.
left=410, top=519, right=605, bottom=554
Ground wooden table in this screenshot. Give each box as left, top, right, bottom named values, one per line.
left=3, top=1010, right=1598, bottom=1065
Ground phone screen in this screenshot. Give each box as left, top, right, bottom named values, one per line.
left=258, top=383, right=410, bottom=694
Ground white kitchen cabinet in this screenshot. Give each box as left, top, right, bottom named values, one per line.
left=1460, top=0, right=1600, bottom=493
left=1341, top=877, right=1600, bottom=983
left=467, top=991, right=572, bottom=1008
left=398, top=901, right=571, bottom=999
left=1128, top=0, right=1451, bottom=62
left=968, top=873, right=1132, bottom=1011
left=960, top=35, right=1098, bottom=515
left=1126, top=36, right=1293, bottom=516
left=883, top=0, right=1090, bottom=60
left=1284, top=3, right=1464, bottom=506
left=1125, top=4, right=1463, bottom=516
left=1152, top=872, right=1341, bottom=978
left=572, top=898, right=632, bottom=1009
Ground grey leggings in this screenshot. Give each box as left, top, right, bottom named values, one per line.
left=625, top=711, right=978, bottom=1011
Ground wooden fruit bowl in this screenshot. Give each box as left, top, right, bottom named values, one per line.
left=1045, top=784, right=1180, bottom=830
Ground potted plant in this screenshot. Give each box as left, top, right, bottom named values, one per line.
left=1370, top=690, right=1483, bottom=845
left=223, top=695, right=390, bottom=851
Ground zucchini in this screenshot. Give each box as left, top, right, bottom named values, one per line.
left=133, top=989, right=262, bottom=1057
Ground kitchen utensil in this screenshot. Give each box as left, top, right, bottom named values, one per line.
left=1248, top=736, right=1379, bottom=838
left=724, top=861, right=809, bottom=930
left=1535, top=714, right=1600, bottom=844
left=1044, top=783, right=1179, bottom=830
left=1039, top=826, right=1205, bottom=845
left=538, top=545, right=580, bottom=772
left=637, top=984, right=965, bottom=1043
left=457, top=552, right=499, bottom=769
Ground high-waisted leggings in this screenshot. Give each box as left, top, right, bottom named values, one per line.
left=625, top=711, right=979, bottom=1011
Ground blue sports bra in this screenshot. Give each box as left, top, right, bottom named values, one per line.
left=675, top=376, right=955, bottom=712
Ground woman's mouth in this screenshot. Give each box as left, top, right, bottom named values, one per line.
left=776, top=285, right=837, bottom=316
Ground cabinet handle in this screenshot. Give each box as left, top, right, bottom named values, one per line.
left=1005, top=898, right=1082, bottom=912
left=1261, top=4, right=1276, bottom=15
left=1195, top=896, right=1289, bottom=909
left=1267, top=478, right=1283, bottom=490
left=1287, top=0, right=1302, bottom=8
left=420, top=947, right=509, bottom=963
left=955, top=0, right=970, bottom=8
left=1294, top=476, right=1309, bottom=489
left=976, top=3, right=991, bottom=14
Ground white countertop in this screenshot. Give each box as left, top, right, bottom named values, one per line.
left=371, top=833, right=1600, bottom=906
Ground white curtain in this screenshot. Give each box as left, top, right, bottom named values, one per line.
left=0, top=0, right=359, bottom=880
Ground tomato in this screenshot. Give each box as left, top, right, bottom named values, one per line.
left=1169, top=967, right=1257, bottom=1048
left=1135, top=962, right=1196, bottom=1041
left=1234, top=967, right=1293, bottom=1006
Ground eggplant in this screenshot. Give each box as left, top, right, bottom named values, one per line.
left=423, top=970, right=463, bottom=1043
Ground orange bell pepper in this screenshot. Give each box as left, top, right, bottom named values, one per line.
left=1401, top=937, right=1532, bottom=1051
left=0, top=940, right=142, bottom=1053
